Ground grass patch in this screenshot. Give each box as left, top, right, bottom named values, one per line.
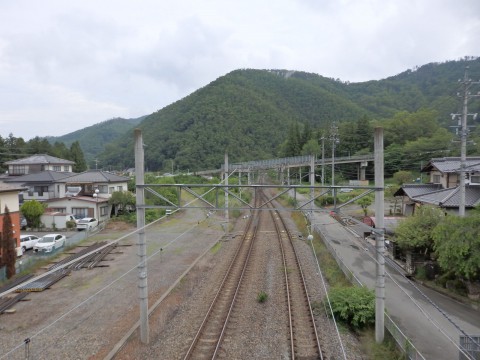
left=210, top=241, right=222, bottom=254
left=257, top=291, right=268, bottom=303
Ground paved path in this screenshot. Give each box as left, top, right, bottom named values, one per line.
left=304, top=205, right=480, bottom=360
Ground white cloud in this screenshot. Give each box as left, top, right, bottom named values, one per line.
left=0, top=0, right=478, bottom=139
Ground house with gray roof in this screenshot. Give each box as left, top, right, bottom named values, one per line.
left=42, top=170, right=130, bottom=222
left=394, top=157, right=480, bottom=215
left=4, top=170, right=75, bottom=202
left=5, top=154, right=75, bottom=176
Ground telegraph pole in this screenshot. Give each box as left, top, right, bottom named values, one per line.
left=451, top=66, right=480, bottom=216
left=321, top=136, right=325, bottom=186
left=134, top=129, right=149, bottom=344
left=374, top=127, right=385, bottom=343
left=330, top=123, right=339, bottom=188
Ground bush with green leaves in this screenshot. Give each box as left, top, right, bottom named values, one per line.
left=326, top=286, right=375, bottom=330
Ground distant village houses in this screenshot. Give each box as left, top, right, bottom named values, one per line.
left=394, top=157, right=480, bottom=215
left=1, top=154, right=130, bottom=229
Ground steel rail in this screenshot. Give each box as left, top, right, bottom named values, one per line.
left=183, top=206, right=259, bottom=359
left=268, top=197, right=323, bottom=360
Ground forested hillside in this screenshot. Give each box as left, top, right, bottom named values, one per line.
left=46, top=116, right=144, bottom=167
left=98, top=58, right=480, bottom=172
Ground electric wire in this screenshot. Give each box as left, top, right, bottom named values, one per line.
left=1, top=175, right=235, bottom=358
left=315, top=206, right=478, bottom=360
left=306, top=220, right=348, bottom=360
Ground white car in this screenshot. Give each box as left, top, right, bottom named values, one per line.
left=19, top=234, right=41, bottom=252
left=33, top=234, right=66, bottom=253
left=76, top=217, right=99, bottom=231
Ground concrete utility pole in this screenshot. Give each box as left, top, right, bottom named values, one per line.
left=224, top=152, right=229, bottom=222
left=330, top=123, right=339, bottom=188
left=310, top=155, right=315, bottom=212
left=374, top=127, right=385, bottom=343
left=321, top=136, right=325, bottom=186
left=452, top=66, right=480, bottom=217
left=134, top=129, right=149, bottom=344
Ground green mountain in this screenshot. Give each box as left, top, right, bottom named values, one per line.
left=97, top=58, right=480, bottom=172
left=46, top=116, right=144, bottom=167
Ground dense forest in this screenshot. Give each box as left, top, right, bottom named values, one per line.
left=97, top=58, right=480, bottom=174
left=0, top=135, right=87, bottom=173
left=45, top=116, right=144, bottom=168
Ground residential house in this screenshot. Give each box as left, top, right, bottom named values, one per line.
left=45, top=170, right=130, bottom=222
left=4, top=154, right=74, bottom=176
left=0, top=183, right=27, bottom=251
left=394, top=157, right=480, bottom=215
left=3, top=170, right=75, bottom=202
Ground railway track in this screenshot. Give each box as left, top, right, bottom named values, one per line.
left=183, top=204, right=259, bottom=359
left=268, top=202, right=324, bottom=359
left=183, top=190, right=323, bottom=359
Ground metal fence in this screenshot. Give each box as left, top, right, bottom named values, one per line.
left=460, top=335, right=480, bottom=360
left=311, top=219, right=425, bottom=360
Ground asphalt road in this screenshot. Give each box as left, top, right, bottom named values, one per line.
left=308, top=209, right=480, bottom=360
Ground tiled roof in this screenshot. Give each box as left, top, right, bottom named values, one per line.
left=412, top=185, right=480, bottom=208
left=422, top=157, right=480, bottom=173
left=64, top=170, right=130, bottom=183
left=0, top=183, right=27, bottom=193
left=393, top=184, right=442, bottom=198
left=4, top=171, right=75, bottom=183
left=5, top=154, right=74, bottom=165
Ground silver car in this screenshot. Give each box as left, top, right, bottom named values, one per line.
left=76, top=218, right=99, bottom=231
left=33, top=234, right=66, bottom=253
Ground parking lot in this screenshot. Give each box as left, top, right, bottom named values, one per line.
left=16, top=228, right=100, bottom=272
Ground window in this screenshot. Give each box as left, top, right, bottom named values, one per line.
left=51, top=208, right=66, bottom=213
left=11, top=165, right=26, bottom=175
left=98, top=185, right=108, bottom=193
left=432, top=174, right=441, bottom=184
left=109, top=187, right=115, bottom=194
left=63, top=165, right=70, bottom=172
left=34, top=186, right=48, bottom=196
left=471, top=175, right=480, bottom=184
left=72, top=208, right=88, bottom=218
left=117, top=186, right=123, bottom=192
left=53, top=165, right=61, bottom=171
left=100, top=206, right=109, bottom=216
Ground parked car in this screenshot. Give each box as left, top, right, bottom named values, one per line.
left=33, top=234, right=66, bottom=253
left=72, top=214, right=83, bottom=224
left=19, top=234, right=41, bottom=252
left=20, top=217, right=27, bottom=230
left=76, top=217, right=99, bottom=231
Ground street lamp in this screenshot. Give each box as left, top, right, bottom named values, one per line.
left=93, top=188, right=99, bottom=219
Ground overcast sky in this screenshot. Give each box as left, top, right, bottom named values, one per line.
left=1, top=0, right=479, bottom=140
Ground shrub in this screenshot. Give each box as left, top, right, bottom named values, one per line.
left=326, top=286, right=375, bottom=330
left=257, top=291, right=268, bottom=303
left=66, top=220, right=76, bottom=230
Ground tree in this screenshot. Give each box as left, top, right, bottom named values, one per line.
left=108, top=191, right=136, bottom=216
left=70, top=141, right=87, bottom=172
left=1, top=206, right=17, bottom=279
left=432, top=214, right=480, bottom=280
left=301, top=138, right=320, bottom=156
left=394, top=206, right=444, bottom=254
left=20, top=200, right=46, bottom=229
left=393, top=170, right=413, bottom=185
left=356, top=195, right=373, bottom=216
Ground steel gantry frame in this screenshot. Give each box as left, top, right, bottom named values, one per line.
left=140, top=183, right=379, bottom=212
left=134, top=128, right=385, bottom=345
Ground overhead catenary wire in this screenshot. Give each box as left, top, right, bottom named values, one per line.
left=318, top=208, right=478, bottom=360
left=0, top=175, right=234, bottom=358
